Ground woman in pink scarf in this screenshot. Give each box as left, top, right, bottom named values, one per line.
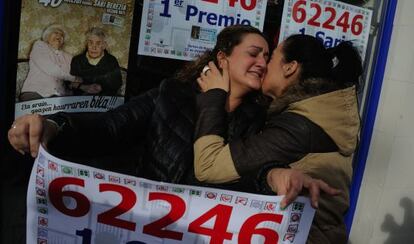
left=20, top=24, right=79, bottom=101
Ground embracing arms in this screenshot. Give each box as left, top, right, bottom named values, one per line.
left=194, top=62, right=340, bottom=208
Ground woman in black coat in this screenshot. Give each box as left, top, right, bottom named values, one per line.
left=70, top=27, right=122, bottom=96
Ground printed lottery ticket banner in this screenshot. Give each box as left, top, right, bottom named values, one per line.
left=279, top=0, right=372, bottom=61
left=28, top=145, right=315, bottom=244
left=15, top=96, right=124, bottom=117
left=138, top=0, right=268, bottom=61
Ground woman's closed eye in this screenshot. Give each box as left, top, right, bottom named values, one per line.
left=247, top=49, right=261, bottom=57
left=247, top=46, right=269, bottom=59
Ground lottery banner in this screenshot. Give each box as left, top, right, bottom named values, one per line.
left=28, top=145, right=315, bottom=243
left=279, top=0, right=372, bottom=60
left=138, top=0, right=268, bottom=61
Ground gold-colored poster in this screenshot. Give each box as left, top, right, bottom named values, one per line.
left=15, top=0, right=135, bottom=118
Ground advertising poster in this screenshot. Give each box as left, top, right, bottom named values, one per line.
left=138, top=0, right=268, bottom=61
left=27, top=145, right=316, bottom=243
left=279, top=0, right=372, bottom=60
left=15, top=0, right=135, bottom=118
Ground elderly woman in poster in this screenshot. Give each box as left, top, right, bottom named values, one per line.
left=20, top=24, right=78, bottom=101
left=70, top=27, right=122, bottom=96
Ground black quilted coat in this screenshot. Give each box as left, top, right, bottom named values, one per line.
left=48, top=78, right=267, bottom=192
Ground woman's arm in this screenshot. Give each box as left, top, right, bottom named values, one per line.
left=30, top=40, right=75, bottom=81
left=193, top=63, right=308, bottom=183
left=194, top=89, right=310, bottom=183
left=48, top=87, right=159, bottom=156
left=193, top=62, right=335, bottom=184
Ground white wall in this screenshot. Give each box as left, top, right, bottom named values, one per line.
left=349, top=0, right=414, bottom=243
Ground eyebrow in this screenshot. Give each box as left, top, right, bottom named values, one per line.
left=248, top=45, right=270, bottom=56
left=249, top=45, right=265, bottom=51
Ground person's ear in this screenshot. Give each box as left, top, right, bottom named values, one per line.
left=216, top=51, right=227, bottom=69
left=283, top=61, right=298, bottom=77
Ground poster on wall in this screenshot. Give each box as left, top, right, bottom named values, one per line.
left=28, top=145, right=316, bottom=243
left=278, top=0, right=372, bottom=61
left=137, top=0, right=268, bottom=61
left=14, top=0, right=135, bottom=118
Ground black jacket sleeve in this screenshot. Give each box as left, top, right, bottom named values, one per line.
left=48, top=87, right=159, bottom=157
left=194, top=90, right=337, bottom=179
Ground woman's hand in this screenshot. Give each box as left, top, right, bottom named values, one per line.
left=69, top=77, right=83, bottom=89
left=197, top=61, right=230, bottom=92
left=80, top=83, right=102, bottom=94
left=8, top=114, right=58, bottom=157
left=266, top=168, right=341, bottom=209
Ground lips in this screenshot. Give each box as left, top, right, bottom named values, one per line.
left=248, top=70, right=264, bottom=79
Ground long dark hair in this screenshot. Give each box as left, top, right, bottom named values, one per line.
left=282, top=34, right=363, bottom=95
left=175, top=25, right=267, bottom=83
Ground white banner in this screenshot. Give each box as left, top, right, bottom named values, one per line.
left=15, top=96, right=124, bottom=117
left=279, top=0, right=372, bottom=60
left=27, top=146, right=315, bottom=243
left=138, top=0, right=268, bottom=61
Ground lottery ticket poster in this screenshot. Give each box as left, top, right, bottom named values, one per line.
left=137, top=0, right=268, bottom=61
left=28, top=145, right=315, bottom=243
left=15, top=0, right=135, bottom=117
left=279, top=0, right=372, bottom=61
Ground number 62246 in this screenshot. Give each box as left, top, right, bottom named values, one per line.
left=49, top=177, right=284, bottom=243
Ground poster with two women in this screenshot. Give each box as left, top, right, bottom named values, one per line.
left=14, top=0, right=135, bottom=117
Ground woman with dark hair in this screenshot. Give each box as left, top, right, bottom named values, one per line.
left=194, top=34, right=363, bottom=243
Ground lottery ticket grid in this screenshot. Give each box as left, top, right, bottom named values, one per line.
left=138, top=0, right=268, bottom=61
left=279, top=0, right=372, bottom=61
left=27, top=146, right=315, bottom=243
